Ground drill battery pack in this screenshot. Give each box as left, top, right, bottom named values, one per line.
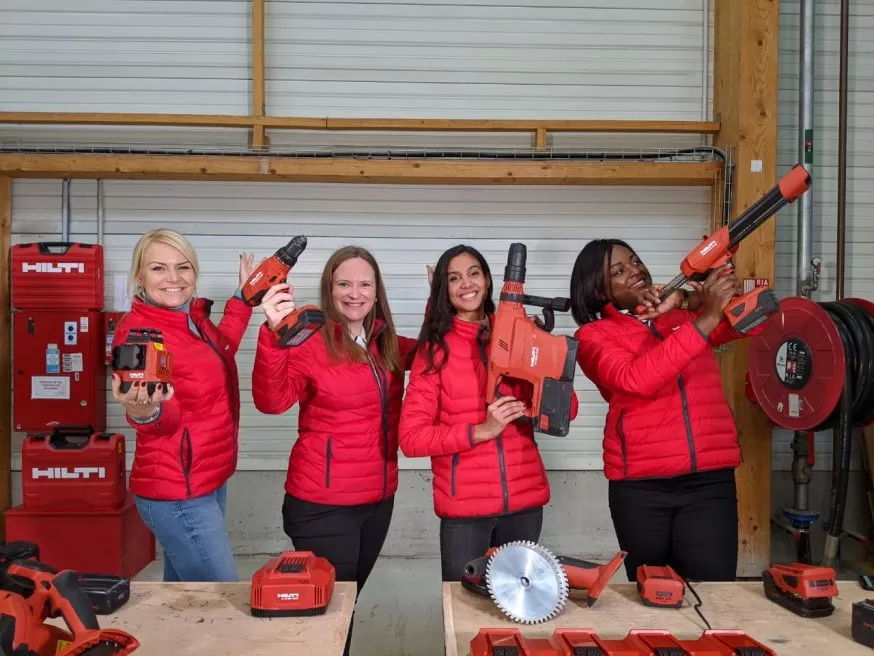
left=852, top=599, right=874, bottom=648
left=21, top=426, right=126, bottom=512
left=111, top=328, right=173, bottom=395
left=76, top=573, right=130, bottom=615
left=471, top=628, right=775, bottom=656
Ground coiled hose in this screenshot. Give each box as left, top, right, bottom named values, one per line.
left=816, top=301, right=874, bottom=566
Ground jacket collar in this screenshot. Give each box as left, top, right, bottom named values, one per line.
left=451, top=314, right=493, bottom=340
left=329, top=317, right=388, bottom=343
left=131, top=295, right=213, bottom=327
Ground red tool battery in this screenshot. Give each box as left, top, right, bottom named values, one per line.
left=4, top=494, right=155, bottom=579
left=22, top=426, right=126, bottom=511
left=11, top=242, right=104, bottom=310
left=13, top=309, right=106, bottom=432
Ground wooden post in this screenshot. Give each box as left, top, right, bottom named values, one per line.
left=251, top=0, right=267, bottom=150
left=0, top=177, right=11, bottom=538
left=712, top=0, right=779, bottom=576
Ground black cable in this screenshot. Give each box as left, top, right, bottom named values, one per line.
left=683, top=579, right=712, bottom=630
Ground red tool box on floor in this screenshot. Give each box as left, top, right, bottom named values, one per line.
left=21, top=427, right=126, bottom=511
left=10, top=242, right=104, bottom=310
left=4, top=494, right=154, bottom=579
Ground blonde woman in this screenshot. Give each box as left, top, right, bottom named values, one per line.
left=110, top=229, right=255, bottom=582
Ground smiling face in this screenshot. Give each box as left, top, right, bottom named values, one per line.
left=331, top=256, right=376, bottom=331
left=139, top=241, right=196, bottom=309
left=606, top=245, right=652, bottom=311
left=447, top=252, right=490, bottom=320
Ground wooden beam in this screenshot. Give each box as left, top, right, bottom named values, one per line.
left=0, top=154, right=720, bottom=186
left=713, top=0, right=779, bottom=577
left=251, top=0, right=267, bottom=150
left=0, top=112, right=720, bottom=135
left=0, top=177, right=10, bottom=538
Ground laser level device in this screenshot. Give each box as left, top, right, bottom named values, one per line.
left=250, top=551, right=335, bottom=617
left=241, top=235, right=326, bottom=347
left=487, top=243, right=579, bottom=437
left=646, top=164, right=811, bottom=334
left=111, top=328, right=172, bottom=395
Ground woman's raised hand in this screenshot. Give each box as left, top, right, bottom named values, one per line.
left=261, top=283, right=297, bottom=331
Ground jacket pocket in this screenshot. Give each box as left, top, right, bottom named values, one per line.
left=325, top=437, right=333, bottom=488
left=179, top=428, right=193, bottom=497
left=450, top=453, right=459, bottom=497
left=616, top=410, right=629, bottom=477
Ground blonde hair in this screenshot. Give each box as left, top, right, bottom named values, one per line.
left=129, top=229, right=199, bottom=296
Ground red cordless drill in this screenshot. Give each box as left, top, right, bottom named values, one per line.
left=646, top=164, right=811, bottom=334
left=241, top=235, right=326, bottom=347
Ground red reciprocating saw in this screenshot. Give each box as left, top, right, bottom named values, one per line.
left=487, top=243, right=579, bottom=437
left=241, top=235, right=326, bottom=347
left=0, top=557, right=138, bottom=655
left=647, top=163, right=811, bottom=334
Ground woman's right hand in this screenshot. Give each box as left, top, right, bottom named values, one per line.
left=111, top=374, right=174, bottom=420
left=690, top=265, right=740, bottom=335
left=261, top=283, right=297, bottom=331
left=474, top=396, right=527, bottom=443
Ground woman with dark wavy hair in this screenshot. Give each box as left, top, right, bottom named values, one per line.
left=400, top=244, right=578, bottom=582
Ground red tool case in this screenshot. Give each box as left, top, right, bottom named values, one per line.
left=21, top=426, right=126, bottom=511
left=11, top=242, right=104, bottom=310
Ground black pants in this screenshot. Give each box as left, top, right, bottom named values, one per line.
left=282, top=493, right=394, bottom=656
left=608, top=468, right=738, bottom=582
left=439, top=506, right=544, bottom=582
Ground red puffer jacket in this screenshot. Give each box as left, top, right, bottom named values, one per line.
left=252, top=321, right=417, bottom=506
left=574, top=305, right=760, bottom=481
left=399, top=316, right=579, bottom=519
left=113, top=295, right=252, bottom=500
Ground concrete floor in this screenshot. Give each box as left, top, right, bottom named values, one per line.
left=134, top=554, right=444, bottom=656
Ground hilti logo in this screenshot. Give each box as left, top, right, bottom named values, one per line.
left=699, top=240, right=719, bottom=257
left=22, top=262, right=85, bottom=274
left=530, top=346, right=539, bottom=368
left=31, top=467, right=106, bottom=480
left=247, top=272, right=264, bottom=286
left=276, top=592, right=300, bottom=601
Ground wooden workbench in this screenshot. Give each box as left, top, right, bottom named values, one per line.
left=442, top=581, right=873, bottom=655
left=96, top=581, right=356, bottom=655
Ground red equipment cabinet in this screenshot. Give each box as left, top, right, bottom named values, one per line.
left=10, top=242, right=104, bottom=310
left=21, top=427, right=126, bottom=511
left=13, top=310, right=106, bottom=432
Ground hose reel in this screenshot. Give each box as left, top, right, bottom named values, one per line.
left=748, top=296, right=874, bottom=565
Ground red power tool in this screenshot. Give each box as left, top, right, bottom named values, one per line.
left=637, top=565, right=685, bottom=608
left=111, top=328, right=172, bottom=395
left=762, top=562, right=838, bottom=618
left=470, top=628, right=775, bottom=656
left=241, top=235, right=326, bottom=347
left=250, top=551, right=335, bottom=617
left=0, top=557, right=138, bottom=655
left=643, top=164, right=811, bottom=334
left=487, top=242, right=579, bottom=437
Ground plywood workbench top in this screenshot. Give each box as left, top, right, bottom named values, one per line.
left=96, top=581, right=356, bottom=655
left=442, top=581, right=873, bottom=656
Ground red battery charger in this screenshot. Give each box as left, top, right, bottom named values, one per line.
left=21, top=426, right=126, bottom=511
left=10, top=242, right=104, bottom=310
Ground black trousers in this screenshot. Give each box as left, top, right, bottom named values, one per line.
left=439, top=506, right=544, bottom=582
left=608, top=468, right=738, bottom=582
left=282, top=493, right=394, bottom=656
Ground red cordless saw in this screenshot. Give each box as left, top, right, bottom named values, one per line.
left=241, top=235, right=326, bottom=347
left=487, top=242, right=579, bottom=437
left=461, top=541, right=626, bottom=624
left=250, top=551, right=335, bottom=617
left=643, top=163, right=811, bottom=334
left=0, top=556, right=138, bottom=655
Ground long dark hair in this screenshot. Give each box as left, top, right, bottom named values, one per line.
left=570, top=238, right=640, bottom=326
left=418, top=244, right=495, bottom=373
left=319, top=245, right=402, bottom=374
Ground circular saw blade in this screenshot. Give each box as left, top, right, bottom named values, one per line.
left=485, top=540, right=569, bottom=624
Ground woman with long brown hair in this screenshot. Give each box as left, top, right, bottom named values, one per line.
left=252, top=246, right=416, bottom=655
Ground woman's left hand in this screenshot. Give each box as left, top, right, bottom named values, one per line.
left=239, top=252, right=256, bottom=287
left=638, top=284, right=681, bottom=320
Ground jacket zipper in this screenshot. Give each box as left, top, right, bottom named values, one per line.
left=647, top=324, right=698, bottom=473
left=451, top=453, right=459, bottom=496
left=179, top=428, right=193, bottom=497
left=325, top=437, right=333, bottom=488
left=364, top=347, right=390, bottom=500
left=477, top=324, right=510, bottom=513
left=616, top=409, right=629, bottom=478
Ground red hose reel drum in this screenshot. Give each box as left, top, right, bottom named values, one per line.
left=748, top=297, right=848, bottom=431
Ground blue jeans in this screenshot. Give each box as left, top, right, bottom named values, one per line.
left=134, top=483, right=238, bottom=582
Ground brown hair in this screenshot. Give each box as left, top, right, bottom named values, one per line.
left=319, top=246, right=401, bottom=374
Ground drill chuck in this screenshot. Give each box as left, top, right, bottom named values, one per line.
left=275, top=235, right=308, bottom=268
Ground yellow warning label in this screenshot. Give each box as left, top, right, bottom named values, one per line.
left=56, top=639, right=71, bottom=653
left=154, top=343, right=164, bottom=351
